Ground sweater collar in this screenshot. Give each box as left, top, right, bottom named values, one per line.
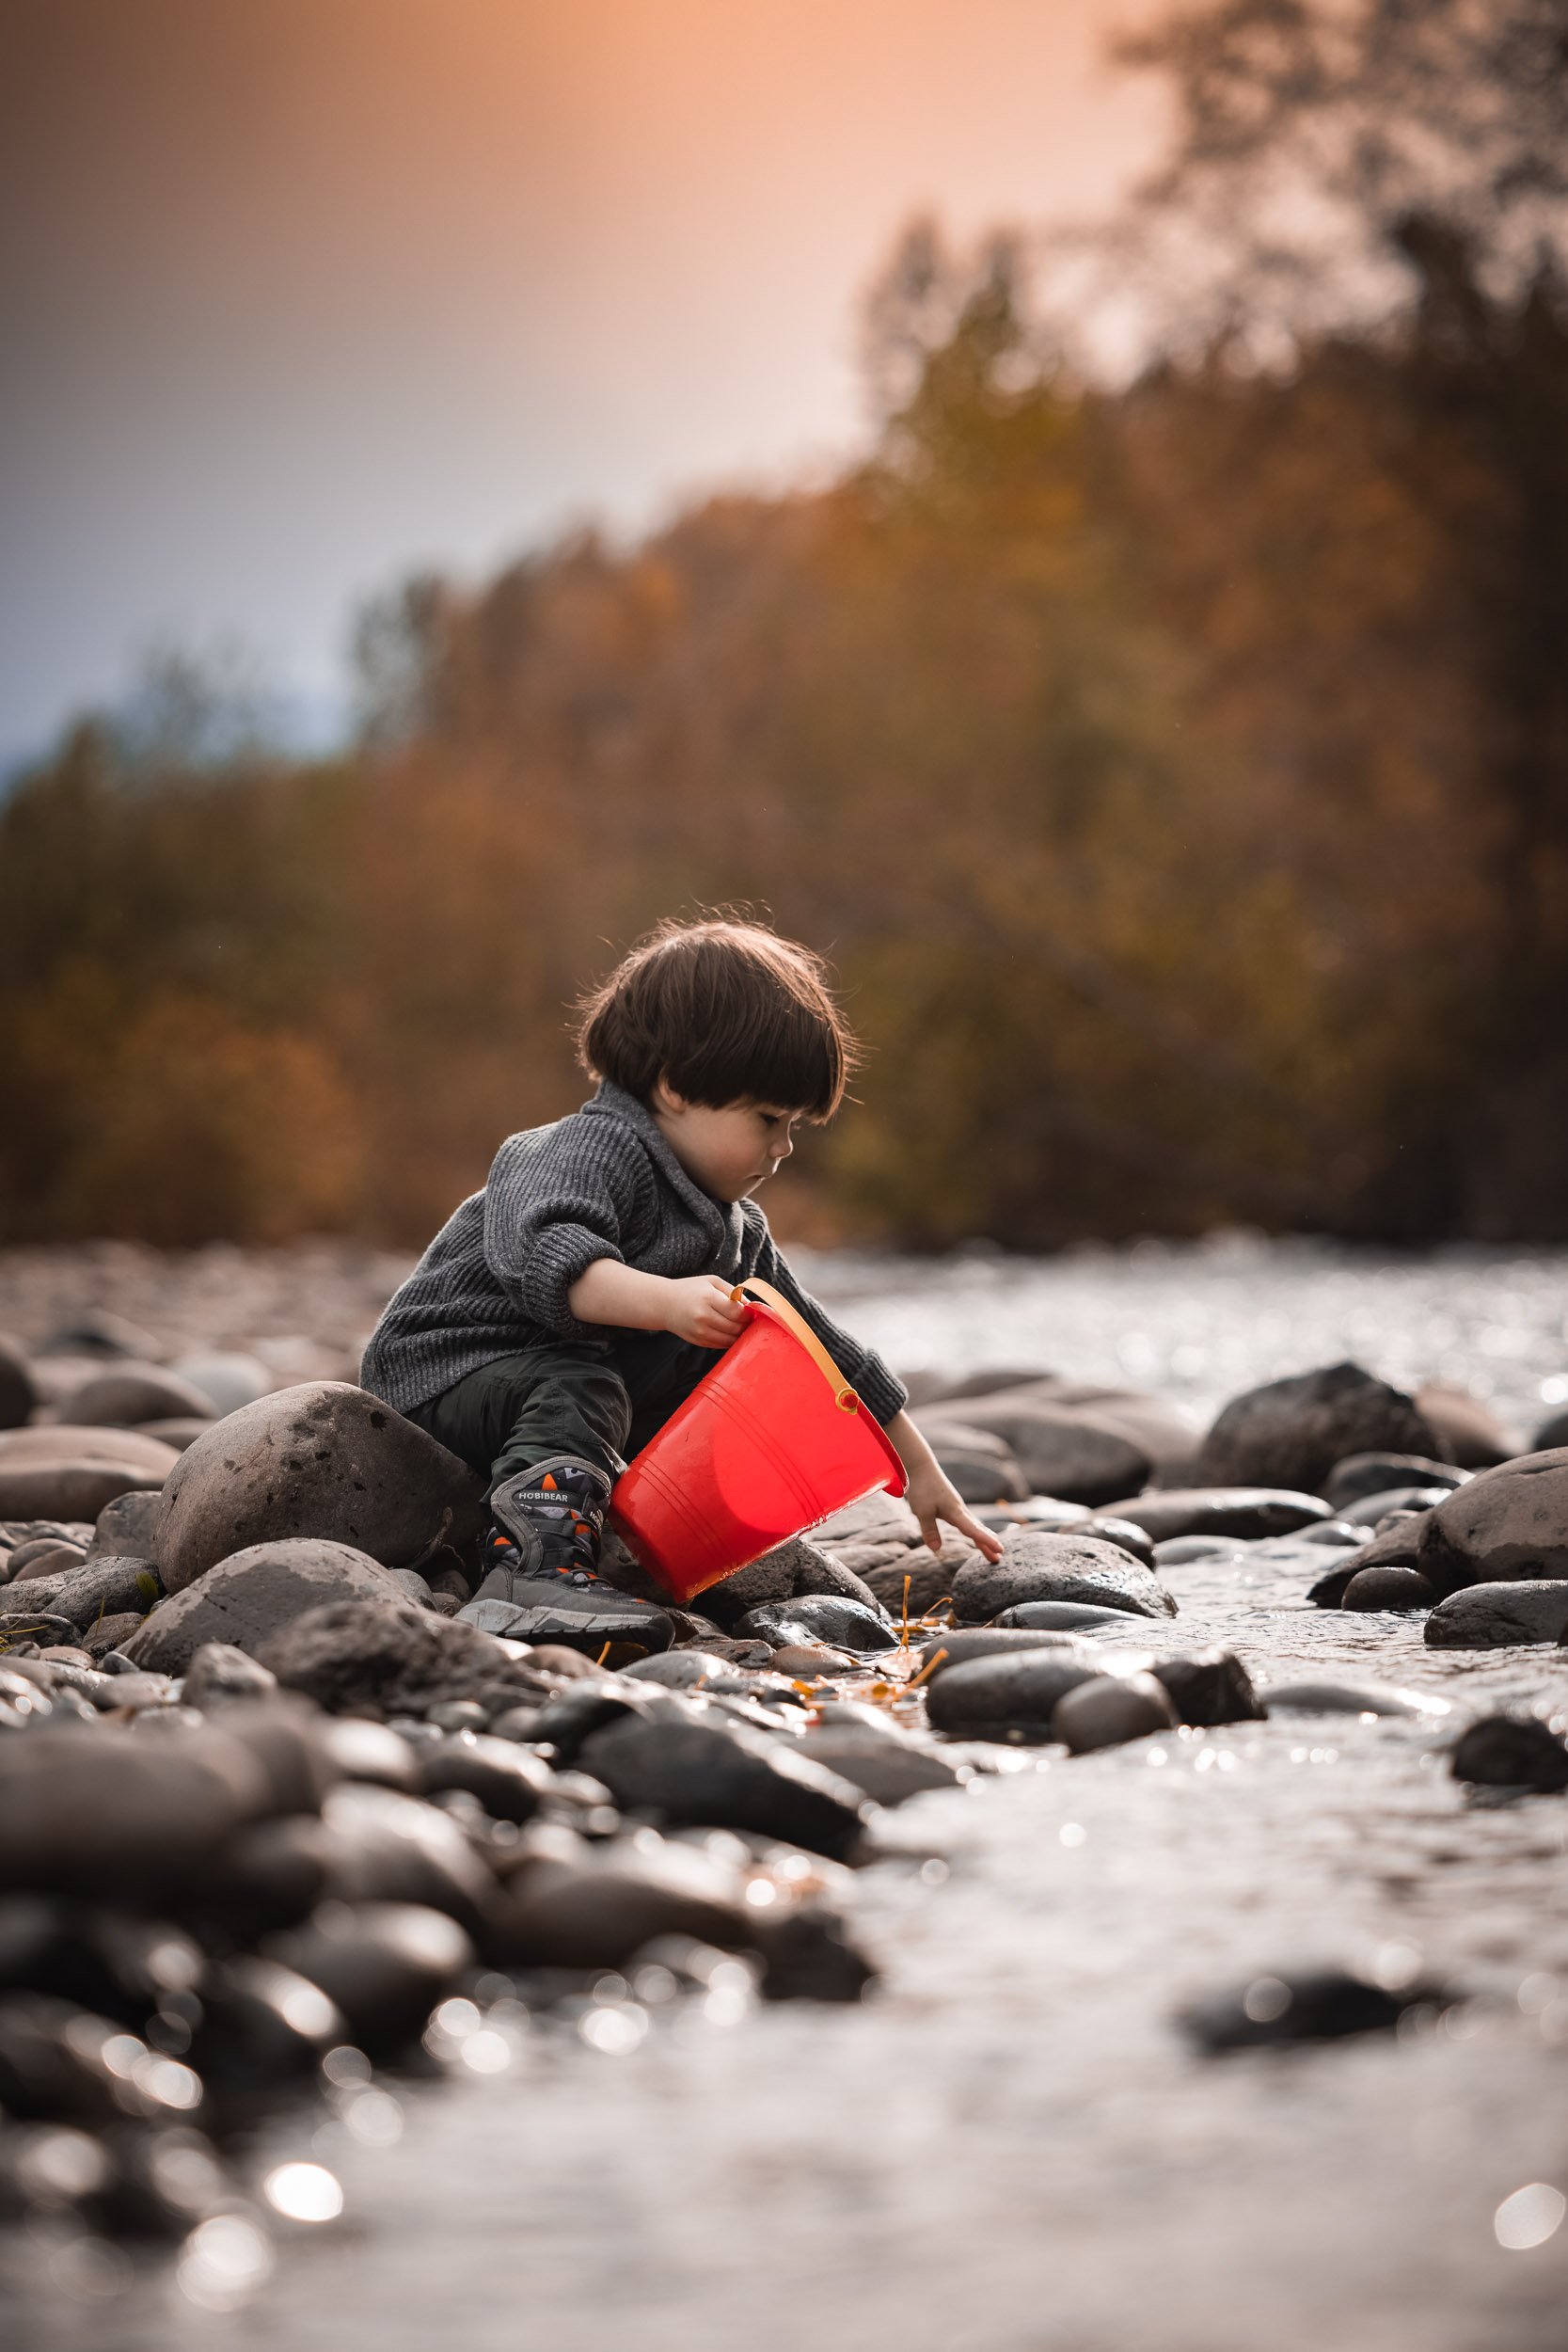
left=580, top=1080, right=741, bottom=1250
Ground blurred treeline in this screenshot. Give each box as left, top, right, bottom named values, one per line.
left=4, top=0, right=1566, bottom=1250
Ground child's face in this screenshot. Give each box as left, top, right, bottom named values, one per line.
left=650, top=1084, right=803, bottom=1201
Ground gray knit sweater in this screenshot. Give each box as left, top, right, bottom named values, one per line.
left=359, top=1081, right=907, bottom=1426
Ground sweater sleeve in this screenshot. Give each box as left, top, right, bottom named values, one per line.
left=481, top=1120, right=641, bottom=1341
left=743, top=1217, right=909, bottom=1427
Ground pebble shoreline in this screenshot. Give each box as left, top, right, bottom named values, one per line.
left=1, top=1241, right=1566, bottom=2348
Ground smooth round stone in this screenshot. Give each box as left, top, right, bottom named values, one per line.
left=925, top=1650, right=1098, bottom=1739
left=1342, top=1566, right=1435, bottom=1612
left=1425, top=1580, right=1568, bottom=1648
left=1052, top=1671, right=1180, bottom=1754
left=1259, top=1677, right=1448, bottom=1718
left=796, top=1734, right=965, bottom=1804
left=1075, top=1516, right=1156, bottom=1567
left=918, top=1626, right=1091, bottom=1677
left=623, top=1651, right=735, bottom=1688
left=1194, top=1364, right=1436, bottom=1496
left=168, top=1351, right=274, bottom=1419
left=1150, top=1647, right=1265, bottom=1725
left=1323, top=1453, right=1467, bottom=1513
left=734, top=1596, right=898, bottom=1655
left=952, top=1533, right=1177, bottom=1625
left=182, top=1643, right=280, bottom=1709
left=990, top=1599, right=1141, bottom=1631
left=1108, top=1488, right=1332, bottom=1544
left=1299, top=1519, right=1375, bottom=1548
left=1422, top=1452, right=1568, bottom=1587
left=426, top=1698, right=490, bottom=1733
left=1450, top=1713, right=1568, bottom=1792
left=1353, top=1486, right=1461, bottom=1528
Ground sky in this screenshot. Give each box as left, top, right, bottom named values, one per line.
left=0, top=0, right=1167, bottom=767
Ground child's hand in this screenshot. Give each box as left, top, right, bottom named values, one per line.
left=904, top=1459, right=1006, bottom=1563
left=883, top=1412, right=1006, bottom=1563
left=661, top=1274, right=748, bottom=1349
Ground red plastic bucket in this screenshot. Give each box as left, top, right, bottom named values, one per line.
left=609, top=1279, right=908, bottom=1605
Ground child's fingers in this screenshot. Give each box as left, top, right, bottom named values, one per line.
left=950, top=1503, right=1005, bottom=1563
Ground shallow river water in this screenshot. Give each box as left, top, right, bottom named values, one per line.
left=5, top=1237, right=1568, bottom=2351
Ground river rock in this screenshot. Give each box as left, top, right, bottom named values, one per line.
left=137, top=1419, right=213, bottom=1451
left=861, top=1544, right=975, bottom=1622
left=1415, top=1381, right=1518, bottom=1470
left=124, top=1540, right=405, bottom=1673
left=8, top=1540, right=87, bottom=1582
left=0, top=1338, right=36, bottom=1431
left=1424, top=1580, right=1568, bottom=1648
left=1101, top=1488, right=1332, bottom=1544
left=87, top=1490, right=164, bottom=1562
left=918, top=1626, right=1091, bottom=1677
left=1053, top=1671, right=1180, bottom=1753
left=0, top=1724, right=270, bottom=1900
left=578, top=1714, right=871, bottom=1858
left=83, top=1613, right=144, bottom=1661
left=260, top=1597, right=543, bottom=1721
left=1342, top=1566, right=1434, bottom=1611
left=796, top=1733, right=965, bottom=1803
left=951, top=1532, right=1177, bottom=1625
left=1450, top=1712, right=1568, bottom=1792
left=915, top=1392, right=1149, bottom=1505
left=925, top=1649, right=1098, bottom=1739
left=990, top=1599, right=1143, bottom=1631
left=19, top=1555, right=162, bottom=1631
left=1180, top=1967, right=1436, bottom=2051
left=733, top=1596, right=897, bottom=1654
left=182, top=1642, right=281, bottom=1709
left=1259, top=1677, right=1445, bottom=1717
left=1150, top=1648, right=1265, bottom=1725
left=484, top=1842, right=754, bottom=1970
left=1195, top=1363, right=1438, bottom=1494
left=152, top=1383, right=486, bottom=1592
left=169, top=1351, right=274, bottom=1418
left=699, top=1535, right=884, bottom=1631
left=55, top=1363, right=217, bottom=1429
left=315, top=1782, right=499, bottom=1931
left=912, top=1422, right=1029, bottom=1504
left=416, top=1733, right=554, bottom=1823
left=1418, top=1450, right=1568, bottom=1590
left=1078, top=1516, right=1157, bottom=1567
left=1306, top=1516, right=1433, bottom=1607
left=1323, top=1454, right=1467, bottom=1514
left=266, top=1901, right=474, bottom=2058
left=0, top=1427, right=182, bottom=1524
left=1352, top=1486, right=1460, bottom=1529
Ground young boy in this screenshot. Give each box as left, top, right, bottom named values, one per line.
left=361, top=917, right=1002, bottom=1654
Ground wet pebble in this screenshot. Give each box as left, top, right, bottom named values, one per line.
left=1052, top=1671, right=1180, bottom=1754
left=1341, top=1565, right=1434, bottom=1612
left=1424, top=1581, right=1568, bottom=1648
left=1180, top=1965, right=1446, bottom=2051
left=1450, top=1712, right=1568, bottom=1792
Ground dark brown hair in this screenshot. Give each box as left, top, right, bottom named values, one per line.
left=574, top=917, right=858, bottom=1118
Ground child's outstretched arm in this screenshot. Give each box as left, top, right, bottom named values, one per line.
left=885, top=1412, right=1005, bottom=1564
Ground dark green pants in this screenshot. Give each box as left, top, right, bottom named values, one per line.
left=404, top=1328, right=721, bottom=1498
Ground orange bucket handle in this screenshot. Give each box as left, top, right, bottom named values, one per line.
left=729, top=1279, right=861, bottom=1414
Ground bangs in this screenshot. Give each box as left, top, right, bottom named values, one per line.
left=575, top=918, right=858, bottom=1119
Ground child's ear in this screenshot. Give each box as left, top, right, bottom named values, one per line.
left=651, top=1075, right=685, bottom=1116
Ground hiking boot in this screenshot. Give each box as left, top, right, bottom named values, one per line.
left=457, top=1456, right=673, bottom=1659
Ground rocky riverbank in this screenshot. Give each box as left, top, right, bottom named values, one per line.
left=1, top=1240, right=1567, bottom=2350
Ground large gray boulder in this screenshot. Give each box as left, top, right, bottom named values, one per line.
left=1418, top=1449, right=1568, bottom=1589
left=125, top=1539, right=405, bottom=1673
left=0, top=1425, right=181, bottom=1522
left=950, top=1530, right=1177, bottom=1623
left=1195, top=1363, right=1438, bottom=1494
left=153, top=1383, right=486, bottom=1594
